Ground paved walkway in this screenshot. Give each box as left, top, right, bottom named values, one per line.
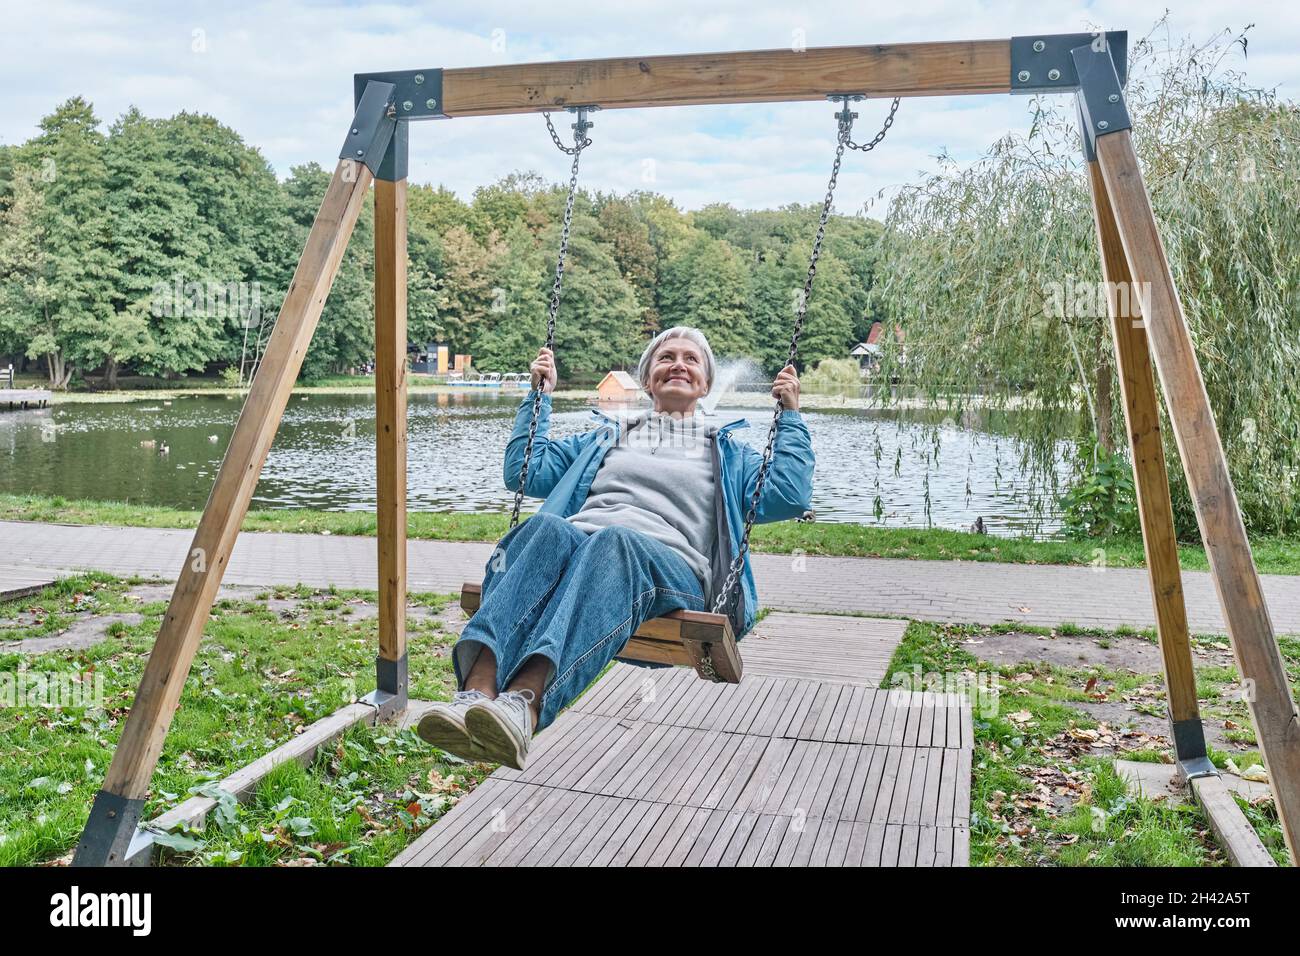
left=3, top=519, right=1300, bottom=634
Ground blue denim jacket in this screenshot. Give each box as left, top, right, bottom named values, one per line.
left=502, top=392, right=815, bottom=638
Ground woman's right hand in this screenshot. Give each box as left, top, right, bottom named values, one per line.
left=530, top=347, right=557, bottom=394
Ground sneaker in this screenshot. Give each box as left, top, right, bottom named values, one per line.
left=416, top=689, right=491, bottom=762
left=465, top=689, right=536, bottom=771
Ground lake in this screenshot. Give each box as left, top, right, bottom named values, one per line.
left=0, top=391, right=1071, bottom=535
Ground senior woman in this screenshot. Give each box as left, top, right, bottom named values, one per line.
left=418, top=326, right=814, bottom=769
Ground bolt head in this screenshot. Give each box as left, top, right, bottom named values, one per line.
left=402, top=100, right=413, bottom=111
left=351, top=127, right=358, bottom=135
left=414, top=73, right=425, bottom=84
left=426, top=98, right=437, bottom=110
left=1018, top=70, right=1031, bottom=83
left=1098, top=120, right=1110, bottom=130
left=1108, top=93, right=1120, bottom=103
left=1047, top=69, right=1061, bottom=81
left=355, top=149, right=364, bottom=156
left=1032, top=40, right=1046, bottom=52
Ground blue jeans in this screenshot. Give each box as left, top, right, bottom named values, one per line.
left=453, top=513, right=706, bottom=731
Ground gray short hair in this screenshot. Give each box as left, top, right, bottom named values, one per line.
left=635, top=326, right=716, bottom=392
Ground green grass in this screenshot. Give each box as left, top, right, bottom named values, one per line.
left=0, top=575, right=490, bottom=867
left=6, top=492, right=1300, bottom=573
left=5, top=574, right=1295, bottom=866
left=882, top=620, right=1294, bottom=866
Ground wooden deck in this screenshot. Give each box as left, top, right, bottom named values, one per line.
left=0, top=388, right=51, bottom=409
left=393, top=612, right=972, bottom=867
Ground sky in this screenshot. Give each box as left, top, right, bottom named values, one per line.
left=1, top=1, right=1296, bottom=217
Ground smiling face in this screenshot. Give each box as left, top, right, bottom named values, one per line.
left=646, top=336, right=710, bottom=415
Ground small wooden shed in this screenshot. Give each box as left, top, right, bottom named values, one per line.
left=597, top=370, right=644, bottom=402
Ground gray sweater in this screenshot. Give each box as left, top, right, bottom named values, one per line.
left=568, top=410, right=716, bottom=602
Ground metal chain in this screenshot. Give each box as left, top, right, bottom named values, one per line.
left=509, top=108, right=595, bottom=528
left=844, top=96, right=900, bottom=152
left=710, top=96, right=901, bottom=619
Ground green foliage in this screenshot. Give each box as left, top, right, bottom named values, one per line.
left=0, top=100, right=892, bottom=389
left=873, top=21, right=1300, bottom=535
left=1058, top=442, right=1140, bottom=539
left=802, top=357, right=863, bottom=393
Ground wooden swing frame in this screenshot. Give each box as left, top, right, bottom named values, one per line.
left=73, top=31, right=1300, bottom=867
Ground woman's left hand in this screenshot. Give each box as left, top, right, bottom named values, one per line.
left=772, top=364, right=800, bottom=411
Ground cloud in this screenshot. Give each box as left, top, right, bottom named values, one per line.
left=1, top=0, right=1295, bottom=215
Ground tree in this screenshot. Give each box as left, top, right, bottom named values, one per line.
left=281, top=163, right=374, bottom=379
left=101, top=109, right=204, bottom=384
left=597, top=197, right=659, bottom=338
left=658, top=233, right=754, bottom=360
left=873, top=23, right=1300, bottom=535
left=4, top=98, right=116, bottom=388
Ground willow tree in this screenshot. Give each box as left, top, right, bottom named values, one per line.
left=872, top=22, right=1300, bottom=536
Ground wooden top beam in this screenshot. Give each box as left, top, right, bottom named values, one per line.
left=439, top=40, right=1011, bottom=116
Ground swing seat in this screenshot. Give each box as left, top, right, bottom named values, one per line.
left=458, top=582, right=742, bottom=683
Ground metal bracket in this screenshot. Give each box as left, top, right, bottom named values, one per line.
left=361, top=652, right=408, bottom=721
left=1011, top=31, right=1128, bottom=93
left=1170, top=716, right=1221, bottom=783
left=340, top=80, right=398, bottom=177
left=828, top=93, right=865, bottom=123
left=1072, top=40, right=1132, bottom=158
left=353, top=69, right=446, bottom=121
left=72, top=790, right=149, bottom=866
left=563, top=104, right=599, bottom=141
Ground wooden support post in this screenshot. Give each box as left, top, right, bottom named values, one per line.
left=372, top=175, right=408, bottom=717
left=73, top=159, right=374, bottom=865
left=1084, top=161, right=1206, bottom=766
left=1095, top=129, right=1300, bottom=862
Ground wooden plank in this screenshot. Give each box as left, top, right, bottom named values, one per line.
left=689, top=808, right=745, bottom=867
left=439, top=40, right=1012, bottom=117
left=735, top=814, right=779, bottom=867
left=145, top=701, right=378, bottom=847
left=374, top=176, right=408, bottom=675
left=588, top=800, right=655, bottom=867
left=563, top=795, right=629, bottom=867
left=627, top=803, right=688, bottom=867
left=954, top=827, right=970, bottom=866
left=824, top=819, right=854, bottom=867
left=878, top=823, right=902, bottom=866
left=752, top=813, right=793, bottom=867
left=1097, top=130, right=1300, bottom=862
left=910, top=747, right=937, bottom=826
left=90, top=159, right=374, bottom=812
left=844, top=820, right=870, bottom=866
left=391, top=776, right=511, bottom=866
left=898, top=825, right=920, bottom=867
left=937, top=746, right=960, bottom=829
left=888, top=747, right=917, bottom=825
left=608, top=801, right=669, bottom=867
left=393, top=608, right=972, bottom=867
left=1189, top=776, right=1278, bottom=867
left=461, top=582, right=739, bottom=680
left=434, top=781, right=542, bottom=866
left=513, top=790, right=600, bottom=866
left=917, top=824, right=938, bottom=867
left=784, top=816, right=826, bottom=867
left=660, top=806, right=714, bottom=867
left=872, top=746, right=903, bottom=825
left=1086, top=158, right=1199, bottom=726
left=717, top=812, right=764, bottom=866
left=675, top=731, right=741, bottom=807
left=862, top=822, right=887, bottom=866
left=704, top=734, right=766, bottom=810
left=473, top=787, right=572, bottom=866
